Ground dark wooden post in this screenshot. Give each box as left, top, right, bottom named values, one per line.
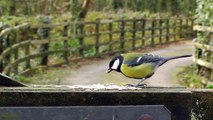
left=132, top=17, right=136, bottom=50
left=25, top=27, right=31, bottom=69
left=151, top=19, right=155, bottom=46
left=4, top=34, right=11, bottom=73
left=37, top=16, right=50, bottom=66
left=63, top=22, right=69, bottom=63
left=0, top=38, right=3, bottom=73
left=141, top=18, right=146, bottom=47
left=166, top=18, right=170, bottom=42
left=173, top=19, right=176, bottom=41
left=0, top=26, right=4, bottom=72
left=186, top=18, right=189, bottom=38
left=13, top=23, right=19, bottom=74
left=95, top=18, right=100, bottom=55
left=78, top=21, right=84, bottom=56
left=159, top=18, right=163, bottom=43
left=120, top=17, right=125, bottom=52
left=190, top=18, right=194, bottom=36
left=108, top=18, right=113, bottom=52
left=179, top=18, right=183, bottom=38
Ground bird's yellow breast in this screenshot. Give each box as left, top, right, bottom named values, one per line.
left=120, top=63, right=154, bottom=79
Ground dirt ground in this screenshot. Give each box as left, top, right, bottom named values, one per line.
left=60, top=40, right=193, bottom=87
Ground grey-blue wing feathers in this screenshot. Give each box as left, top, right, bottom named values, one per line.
left=124, top=54, right=167, bottom=67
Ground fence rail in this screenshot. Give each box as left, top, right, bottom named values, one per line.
left=0, top=17, right=194, bottom=76
left=193, top=25, right=213, bottom=79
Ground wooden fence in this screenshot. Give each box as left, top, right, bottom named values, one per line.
left=0, top=17, right=194, bottom=76
left=193, top=25, right=213, bottom=80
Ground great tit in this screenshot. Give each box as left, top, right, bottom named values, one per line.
left=107, top=53, right=192, bottom=87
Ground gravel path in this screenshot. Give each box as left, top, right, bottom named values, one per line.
left=62, top=41, right=193, bottom=87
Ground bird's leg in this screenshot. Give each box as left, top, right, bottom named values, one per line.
left=136, top=78, right=147, bottom=87
left=125, top=78, right=147, bottom=88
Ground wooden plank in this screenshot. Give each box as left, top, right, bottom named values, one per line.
left=0, top=41, right=30, bottom=63
left=30, top=37, right=69, bottom=45
left=0, top=87, right=192, bottom=120
left=0, top=23, right=29, bottom=37
left=31, top=22, right=69, bottom=29
left=194, top=42, right=213, bottom=52
left=193, top=57, right=213, bottom=70
left=193, top=25, right=213, bottom=32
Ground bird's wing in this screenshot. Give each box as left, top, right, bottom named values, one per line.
left=124, top=54, right=166, bottom=67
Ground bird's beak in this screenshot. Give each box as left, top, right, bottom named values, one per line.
left=106, top=69, right=112, bottom=73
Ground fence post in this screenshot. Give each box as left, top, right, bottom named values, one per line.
left=13, top=23, right=19, bottom=74
left=132, top=17, right=136, bottom=50
left=25, top=26, right=31, bottom=69
left=78, top=21, right=84, bottom=56
left=186, top=18, right=189, bottom=38
left=190, top=18, right=194, bottom=37
left=151, top=19, right=155, bottom=46
left=166, top=18, right=170, bottom=42
left=141, top=18, right=146, bottom=47
left=95, top=18, right=100, bottom=55
left=63, top=21, right=69, bottom=63
left=3, top=26, right=11, bottom=75
left=0, top=37, right=2, bottom=72
left=108, top=18, right=113, bottom=52
left=37, top=16, right=50, bottom=66
left=159, top=18, right=163, bottom=43
left=0, top=25, right=4, bottom=72
left=173, top=19, right=177, bottom=41
left=179, top=18, right=183, bottom=38
left=119, top=17, right=125, bottom=52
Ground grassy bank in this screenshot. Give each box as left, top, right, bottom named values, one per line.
left=176, top=64, right=213, bottom=89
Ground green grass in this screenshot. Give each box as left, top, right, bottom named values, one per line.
left=176, top=64, right=213, bottom=89
left=15, top=67, right=72, bottom=85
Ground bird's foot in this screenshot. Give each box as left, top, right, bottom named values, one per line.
left=125, top=84, right=147, bottom=88
left=136, top=83, right=147, bottom=88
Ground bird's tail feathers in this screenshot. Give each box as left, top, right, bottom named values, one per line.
left=166, top=55, right=192, bottom=61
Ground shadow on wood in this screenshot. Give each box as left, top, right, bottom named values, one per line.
left=0, top=73, right=26, bottom=87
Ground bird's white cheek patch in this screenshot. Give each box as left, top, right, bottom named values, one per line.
left=137, top=57, right=142, bottom=62
left=111, top=59, right=120, bottom=69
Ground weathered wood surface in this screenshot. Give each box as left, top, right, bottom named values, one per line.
left=0, top=86, right=213, bottom=120
left=0, top=87, right=191, bottom=120
left=193, top=25, right=213, bottom=79
left=193, top=57, right=213, bottom=70
left=194, top=25, right=213, bottom=32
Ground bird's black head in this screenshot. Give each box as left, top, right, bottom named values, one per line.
left=106, top=55, right=123, bottom=73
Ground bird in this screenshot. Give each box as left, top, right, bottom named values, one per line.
left=106, top=53, right=192, bottom=87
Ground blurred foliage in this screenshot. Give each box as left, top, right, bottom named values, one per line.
left=0, top=0, right=196, bottom=17
left=195, top=0, right=213, bottom=26
left=177, top=64, right=213, bottom=89
left=83, top=48, right=96, bottom=57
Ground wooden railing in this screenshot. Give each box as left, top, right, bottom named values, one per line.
left=0, top=17, right=194, bottom=75
left=193, top=25, right=213, bottom=79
